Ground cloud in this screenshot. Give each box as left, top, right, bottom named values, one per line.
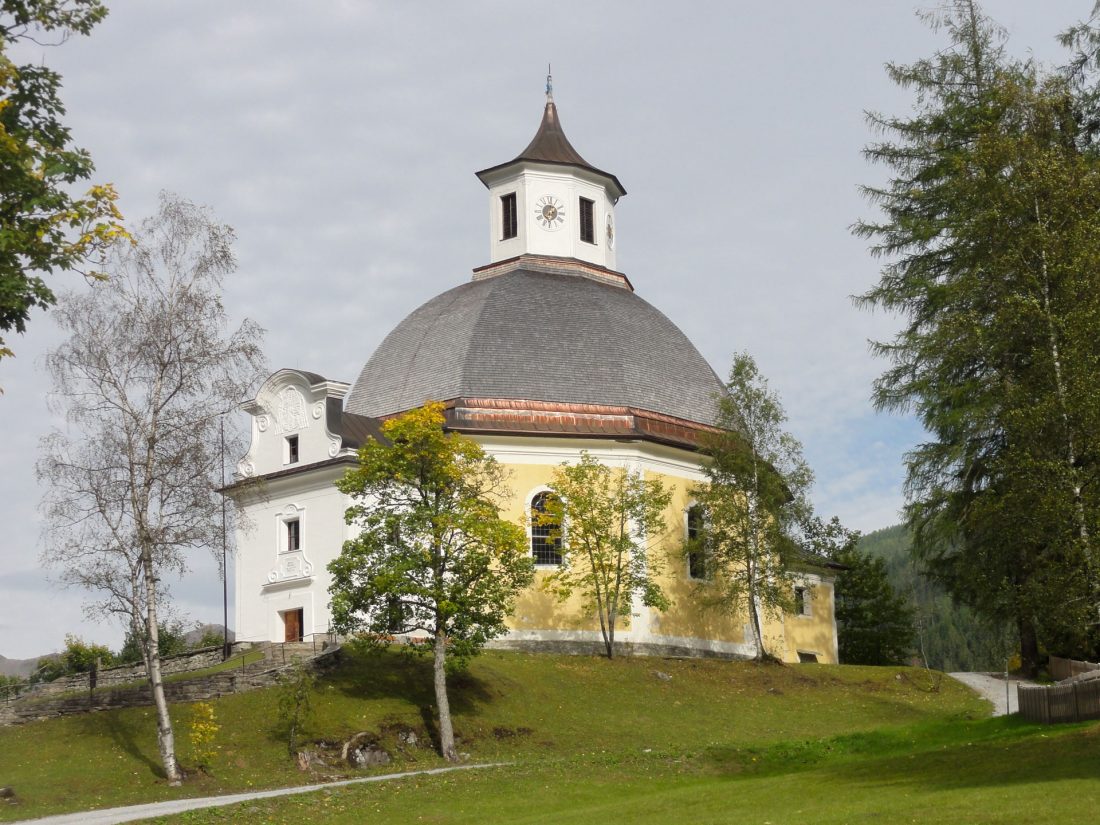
left=0, top=0, right=1083, bottom=655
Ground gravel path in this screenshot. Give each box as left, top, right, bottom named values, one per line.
left=9, top=763, right=507, bottom=825
left=949, top=672, right=1033, bottom=716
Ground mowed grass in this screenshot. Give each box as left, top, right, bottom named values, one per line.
left=0, top=648, right=1075, bottom=823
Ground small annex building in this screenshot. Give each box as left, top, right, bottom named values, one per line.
left=230, top=86, right=841, bottom=663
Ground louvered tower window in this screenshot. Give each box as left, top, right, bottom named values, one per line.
left=579, top=197, right=595, bottom=244
left=501, top=192, right=518, bottom=240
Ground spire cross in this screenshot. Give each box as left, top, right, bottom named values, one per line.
left=546, top=64, right=553, bottom=102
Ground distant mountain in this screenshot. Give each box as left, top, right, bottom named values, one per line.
left=0, top=654, right=49, bottom=679
left=859, top=525, right=1011, bottom=672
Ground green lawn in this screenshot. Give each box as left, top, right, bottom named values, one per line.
left=1, top=649, right=1089, bottom=823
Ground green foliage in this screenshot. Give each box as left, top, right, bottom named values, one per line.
left=0, top=0, right=127, bottom=362
left=59, top=633, right=113, bottom=673
left=861, top=525, right=1013, bottom=671
left=193, top=628, right=226, bottom=650
left=692, top=352, right=813, bottom=659
left=28, top=634, right=113, bottom=683
left=116, top=621, right=189, bottom=664
left=330, top=402, right=533, bottom=660
left=536, top=451, right=672, bottom=658
left=274, top=661, right=315, bottom=757
left=854, top=1, right=1100, bottom=671
left=824, top=526, right=916, bottom=666
left=329, top=402, right=534, bottom=759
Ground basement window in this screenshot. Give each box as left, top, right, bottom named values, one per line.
left=579, top=197, right=595, bottom=244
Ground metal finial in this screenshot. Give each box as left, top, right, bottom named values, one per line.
left=546, top=64, right=553, bottom=102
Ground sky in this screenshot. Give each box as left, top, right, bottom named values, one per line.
left=0, top=0, right=1089, bottom=659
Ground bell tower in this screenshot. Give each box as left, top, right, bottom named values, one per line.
left=475, top=73, right=626, bottom=271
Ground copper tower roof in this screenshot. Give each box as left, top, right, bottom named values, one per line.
left=476, top=99, right=626, bottom=197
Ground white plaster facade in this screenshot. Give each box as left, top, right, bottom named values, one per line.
left=229, top=94, right=841, bottom=662
left=481, top=163, right=620, bottom=271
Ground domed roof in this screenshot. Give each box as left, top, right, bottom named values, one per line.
left=345, top=266, right=725, bottom=427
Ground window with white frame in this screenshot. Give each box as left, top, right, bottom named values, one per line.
left=579, top=197, right=595, bottom=244
left=686, top=504, right=708, bottom=580
left=286, top=434, right=300, bottom=464
left=530, top=491, right=562, bottom=566
left=794, top=585, right=812, bottom=617
left=286, top=518, right=301, bottom=553
left=501, top=192, right=518, bottom=240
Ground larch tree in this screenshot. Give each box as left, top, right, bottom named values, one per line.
left=38, top=193, right=266, bottom=785
left=0, top=0, right=126, bottom=364
left=535, top=451, right=672, bottom=659
left=328, top=403, right=533, bottom=762
left=691, top=352, right=813, bottom=661
left=854, top=0, right=1100, bottom=672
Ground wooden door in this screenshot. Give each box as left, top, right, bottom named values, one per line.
left=284, top=608, right=303, bottom=642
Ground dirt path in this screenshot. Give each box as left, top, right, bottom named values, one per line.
left=949, top=672, right=1034, bottom=716
left=9, top=763, right=506, bottom=825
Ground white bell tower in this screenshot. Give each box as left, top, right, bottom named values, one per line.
left=475, top=73, right=626, bottom=272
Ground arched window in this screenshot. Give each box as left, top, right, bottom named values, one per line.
left=687, top=504, right=707, bottom=580
left=530, top=491, right=563, bottom=566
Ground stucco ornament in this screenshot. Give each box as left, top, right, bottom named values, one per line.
left=256, top=414, right=270, bottom=433
left=277, top=386, right=309, bottom=433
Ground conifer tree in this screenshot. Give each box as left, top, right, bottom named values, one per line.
left=855, top=0, right=1100, bottom=671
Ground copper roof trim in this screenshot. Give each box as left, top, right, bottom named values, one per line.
left=471, top=254, right=632, bottom=291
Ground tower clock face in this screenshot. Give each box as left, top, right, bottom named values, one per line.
left=606, top=214, right=615, bottom=250
left=535, top=195, right=565, bottom=231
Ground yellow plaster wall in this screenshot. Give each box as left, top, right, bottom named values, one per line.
left=644, top=469, right=747, bottom=646
left=495, top=458, right=837, bottom=663
left=763, top=580, right=838, bottom=664
left=499, top=462, right=600, bottom=632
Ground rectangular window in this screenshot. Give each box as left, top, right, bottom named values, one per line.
left=687, top=505, right=707, bottom=580
left=579, top=197, right=595, bottom=244
left=286, top=435, right=299, bottom=464
left=286, top=519, right=301, bottom=552
left=794, top=585, right=812, bottom=617
left=501, top=192, right=518, bottom=240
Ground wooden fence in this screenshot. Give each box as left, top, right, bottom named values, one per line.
left=1018, top=679, right=1100, bottom=724
left=1048, top=655, right=1100, bottom=682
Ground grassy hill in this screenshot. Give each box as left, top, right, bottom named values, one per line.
left=860, top=525, right=1011, bottom=672
left=1, top=648, right=1097, bottom=823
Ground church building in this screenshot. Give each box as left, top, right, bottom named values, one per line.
left=230, top=84, right=840, bottom=663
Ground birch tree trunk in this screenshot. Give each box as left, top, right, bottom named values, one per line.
left=143, top=550, right=180, bottom=785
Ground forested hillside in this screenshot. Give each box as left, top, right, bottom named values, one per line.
left=859, top=526, right=1010, bottom=672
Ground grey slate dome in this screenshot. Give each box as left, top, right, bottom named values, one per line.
left=345, top=267, right=725, bottom=427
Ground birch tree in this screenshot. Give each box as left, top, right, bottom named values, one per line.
left=536, top=452, right=672, bottom=659
left=691, top=353, right=813, bottom=661
left=38, top=193, right=265, bottom=785
left=328, top=403, right=533, bottom=762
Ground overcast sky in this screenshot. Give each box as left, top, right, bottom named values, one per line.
left=0, top=1, right=1088, bottom=659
